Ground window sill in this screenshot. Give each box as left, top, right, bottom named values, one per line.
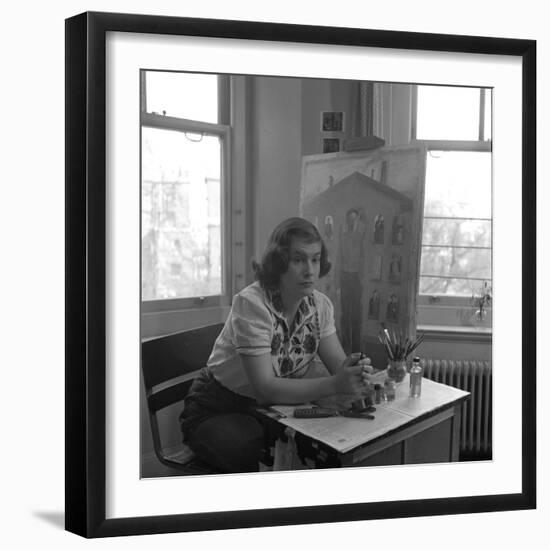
left=417, top=324, right=492, bottom=343
left=141, top=305, right=231, bottom=339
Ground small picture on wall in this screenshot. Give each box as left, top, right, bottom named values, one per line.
left=389, top=254, right=402, bottom=284
left=321, top=111, right=345, bottom=132
left=323, top=138, right=341, bottom=153
left=370, top=254, right=382, bottom=280
left=392, top=214, right=405, bottom=244
left=386, top=293, right=400, bottom=324
left=373, top=214, right=385, bottom=244
left=368, top=289, right=380, bottom=320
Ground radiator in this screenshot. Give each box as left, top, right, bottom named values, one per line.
left=420, top=358, right=492, bottom=459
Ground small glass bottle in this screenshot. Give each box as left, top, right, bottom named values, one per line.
left=374, top=383, right=383, bottom=404
left=409, top=356, right=423, bottom=398
left=384, top=378, right=396, bottom=401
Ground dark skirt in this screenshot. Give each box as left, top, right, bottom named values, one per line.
left=179, top=367, right=259, bottom=439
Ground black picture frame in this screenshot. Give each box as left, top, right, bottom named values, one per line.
left=323, top=137, right=341, bottom=153
left=65, top=11, right=536, bottom=538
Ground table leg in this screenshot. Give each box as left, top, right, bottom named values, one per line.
left=450, top=403, right=462, bottom=461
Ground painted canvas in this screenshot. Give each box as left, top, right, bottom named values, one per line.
left=300, top=146, right=425, bottom=367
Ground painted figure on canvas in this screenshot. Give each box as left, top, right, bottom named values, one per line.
left=389, top=254, right=402, bottom=284
left=338, top=208, right=366, bottom=353
left=386, top=293, right=399, bottom=323
left=392, top=214, right=405, bottom=245
left=373, top=214, right=384, bottom=244
left=368, top=289, right=380, bottom=320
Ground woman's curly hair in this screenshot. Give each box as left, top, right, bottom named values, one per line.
left=252, top=217, right=331, bottom=289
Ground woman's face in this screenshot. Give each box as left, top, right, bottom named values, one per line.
left=279, top=237, right=322, bottom=300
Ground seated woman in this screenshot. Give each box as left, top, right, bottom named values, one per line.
left=180, top=217, right=372, bottom=473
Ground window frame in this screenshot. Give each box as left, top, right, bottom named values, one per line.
left=411, top=84, right=493, bottom=311
left=140, top=72, right=233, bottom=313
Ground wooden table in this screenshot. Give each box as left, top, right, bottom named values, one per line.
left=261, top=375, right=470, bottom=469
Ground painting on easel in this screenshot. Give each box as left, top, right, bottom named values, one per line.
left=300, top=146, right=425, bottom=366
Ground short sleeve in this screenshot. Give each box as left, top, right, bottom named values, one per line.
left=230, top=291, right=273, bottom=356
left=316, top=292, right=337, bottom=339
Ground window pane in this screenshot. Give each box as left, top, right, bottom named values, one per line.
left=419, top=276, right=483, bottom=296
left=416, top=85, right=480, bottom=141
left=422, top=219, right=491, bottom=248
left=145, top=71, right=218, bottom=123
left=423, top=151, right=492, bottom=218
left=420, top=245, right=492, bottom=279
left=142, top=127, right=222, bottom=300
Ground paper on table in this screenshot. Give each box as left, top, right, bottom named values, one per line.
left=268, top=377, right=469, bottom=454
left=384, top=376, right=470, bottom=418
left=269, top=404, right=413, bottom=454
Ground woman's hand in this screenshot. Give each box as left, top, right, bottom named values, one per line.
left=342, top=353, right=374, bottom=378
left=357, top=356, right=375, bottom=384
left=341, top=352, right=363, bottom=369
left=333, top=361, right=371, bottom=397
left=357, top=357, right=374, bottom=372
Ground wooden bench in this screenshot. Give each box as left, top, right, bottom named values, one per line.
left=141, top=323, right=224, bottom=475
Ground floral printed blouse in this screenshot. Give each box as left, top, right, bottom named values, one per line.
left=207, top=282, right=336, bottom=398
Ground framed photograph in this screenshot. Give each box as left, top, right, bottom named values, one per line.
left=323, top=137, right=341, bottom=153
left=65, top=11, right=536, bottom=538
left=321, top=110, right=345, bottom=132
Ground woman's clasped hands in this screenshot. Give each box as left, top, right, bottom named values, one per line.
left=333, top=352, right=375, bottom=397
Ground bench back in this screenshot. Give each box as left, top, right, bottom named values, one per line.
left=142, top=323, right=224, bottom=413
left=141, top=323, right=224, bottom=472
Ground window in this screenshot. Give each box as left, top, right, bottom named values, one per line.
left=415, top=86, right=492, bottom=142
left=420, top=150, right=492, bottom=296
left=413, top=85, right=492, bottom=326
left=141, top=71, right=230, bottom=308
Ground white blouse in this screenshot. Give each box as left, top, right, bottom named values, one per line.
left=208, top=282, right=336, bottom=398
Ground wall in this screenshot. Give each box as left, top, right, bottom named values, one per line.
left=388, top=83, right=414, bottom=145
left=251, top=76, right=303, bottom=259
left=253, top=75, right=391, bottom=250
left=301, top=78, right=358, bottom=155
left=301, top=78, right=333, bottom=156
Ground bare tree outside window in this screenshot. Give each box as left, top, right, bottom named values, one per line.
left=415, top=86, right=492, bottom=300
left=141, top=72, right=224, bottom=302
left=419, top=150, right=491, bottom=296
